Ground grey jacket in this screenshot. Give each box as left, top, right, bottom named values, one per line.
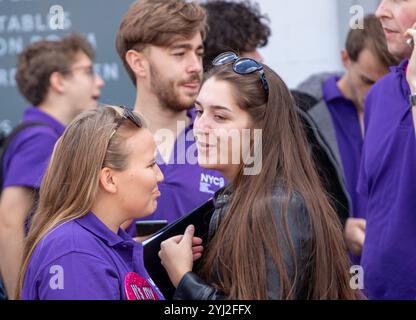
left=293, top=72, right=352, bottom=221
left=173, top=186, right=312, bottom=300
left=296, top=72, right=344, bottom=168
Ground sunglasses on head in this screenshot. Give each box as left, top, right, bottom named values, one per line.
left=212, top=52, right=269, bottom=97
left=109, top=105, right=142, bottom=140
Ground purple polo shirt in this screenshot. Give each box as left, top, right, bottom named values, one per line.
left=22, top=212, right=164, bottom=300
left=133, top=108, right=226, bottom=228
left=357, top=60, right=416, bottom=299
left=2, top=107, right=65, bottom=190
left=323, top=75, right=367, bottom=266
left=323, top=75, right=367, bottom=220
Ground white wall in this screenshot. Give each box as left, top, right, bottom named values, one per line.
left=258, top=0, right=340, bottom=88
left=255, top=0, right=380, bottom=88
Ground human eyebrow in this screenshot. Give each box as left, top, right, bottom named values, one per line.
left=170, top=44, right=193, bottom=50
left=195, top=101, right=232, bottom=112
left=170, top=43, right=204, bottom=53
left=210, top=105, right=232, bottom=112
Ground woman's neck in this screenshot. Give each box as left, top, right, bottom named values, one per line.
left=90, top=196, right=127, bottom=234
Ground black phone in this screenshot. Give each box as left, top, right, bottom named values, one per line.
left=135, top=220, right=168, bottom=237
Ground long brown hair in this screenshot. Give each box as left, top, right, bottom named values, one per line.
left=16, top=106, right=144, bottom=299
left=199, top=63, right=358, bottom=299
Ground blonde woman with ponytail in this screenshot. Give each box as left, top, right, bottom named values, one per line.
left=17, top=106, right=199, bottom=300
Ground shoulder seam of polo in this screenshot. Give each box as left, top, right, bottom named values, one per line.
left=41, top=249, right=111, bottom=267
left=32, top=249, right=114, bottom=283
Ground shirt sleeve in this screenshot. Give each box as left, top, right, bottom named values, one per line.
left=173, top=272, right=227, bottom=300
left=3, top=130, right=58, bottom=189
left=32, top=252, right=121, bottom=300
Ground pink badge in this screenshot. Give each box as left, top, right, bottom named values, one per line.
left=124, top=272, right=160, bottom=300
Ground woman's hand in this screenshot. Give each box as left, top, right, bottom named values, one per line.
left=158, top=225, right=204, bottom=287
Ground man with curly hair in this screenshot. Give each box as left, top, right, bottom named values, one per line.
left=202, top=0, right=271, bottom=71
left=0, top=34, right=104, bottom=299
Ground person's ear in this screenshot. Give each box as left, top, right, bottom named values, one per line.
left=98, top=167, right=118, bottom=194
left=49, top=71, right=66, bottom=94
left=125, top=49, right=149, bottom=79
left=341, top=49, right=351, bottom=69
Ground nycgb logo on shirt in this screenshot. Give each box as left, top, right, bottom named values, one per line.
left=200, top=173, right=225, bottom=194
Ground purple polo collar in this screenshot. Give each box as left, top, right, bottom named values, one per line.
left=76, top=212, right=135, bottom=247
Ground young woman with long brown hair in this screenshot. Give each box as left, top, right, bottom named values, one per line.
left=16, top=106, right=180, bottom=300
left=159, top=52, right=360, bottom=300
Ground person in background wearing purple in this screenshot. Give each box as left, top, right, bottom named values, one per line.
left=16, top=106, right=200, bottom=300
left=0, top=34, right=104, bottom=299
left=357, top=0, right=416, bottom=299
left=115, top=0, right=225, bottom=232
left=296, top=14, right=399, bottom=266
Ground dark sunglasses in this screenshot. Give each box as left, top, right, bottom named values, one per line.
left=212, top=52, right=269, bottom=97
left=110, top=105, right=142, bottom=140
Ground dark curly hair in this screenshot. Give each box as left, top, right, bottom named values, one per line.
left=202, top=0, right=270, bottom=71
left=15, top=33, right=94, bottom=106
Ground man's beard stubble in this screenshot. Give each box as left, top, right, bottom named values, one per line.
left=149, top=64, right=201, bottom=112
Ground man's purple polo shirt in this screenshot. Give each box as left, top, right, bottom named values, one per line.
left=323, top=75, right=367, bottom=221
left=22, top=212, right=163, bottom=300
left=323, top=75, right=367, bottom=266
left=2, top=107, right=65, bottom=190
left=357, top=60, right=416, bottom=299
left=136, top=108, right=226, bottom=225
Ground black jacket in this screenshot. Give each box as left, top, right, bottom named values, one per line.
left=173, top=187, right=312, bottom=300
